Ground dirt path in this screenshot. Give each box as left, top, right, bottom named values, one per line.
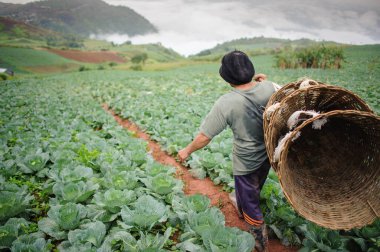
left=104, top=104, right=298, bottom=252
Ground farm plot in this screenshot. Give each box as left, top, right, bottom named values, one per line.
left=0, top=45, right=379, bottom=252
left=0, top=76, right=256, bottom=251
left=86, top=46, right=380, bottom=250
left=88, top=70, right=379, bottom=250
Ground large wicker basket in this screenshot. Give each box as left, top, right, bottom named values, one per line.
left=264, top=85, right=373, bottom=171
left=263, top=79, right=379, bottom=230
left=276, top=110, right=380, bottom=230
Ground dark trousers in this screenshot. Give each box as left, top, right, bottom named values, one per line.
left=234, top=160, right=270, bottom=227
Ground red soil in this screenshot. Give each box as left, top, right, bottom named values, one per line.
left=48, top=49, right=126, bottom=63
left=104, top=104, right=298, bottom=252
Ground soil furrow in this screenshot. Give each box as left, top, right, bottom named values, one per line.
left=103, top=104, right=298, bottom=252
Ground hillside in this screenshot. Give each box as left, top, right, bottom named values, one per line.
left=0, top=16, right=83, bottom=48
left=0, top=16, right=57, bottom=38
left=192, top=37, right=344, bottom=60
left=0, top=0, right=157, bottom=37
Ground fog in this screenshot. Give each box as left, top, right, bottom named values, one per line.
left=2, top=0, right=380, bottom=56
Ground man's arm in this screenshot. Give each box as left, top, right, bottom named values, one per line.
left=178, top=133, right=211, bottom=162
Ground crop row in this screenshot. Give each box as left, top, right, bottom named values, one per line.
left=1, top=45, right=379, bottom=251
left=0, top=76, right=255, bottom=251
left=86, top=68, right=379, bottom=251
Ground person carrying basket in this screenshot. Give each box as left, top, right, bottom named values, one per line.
left=178, top=50, right=280, bottom=252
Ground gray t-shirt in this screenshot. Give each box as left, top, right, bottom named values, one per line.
left=200, top=81, right=276, bottom=175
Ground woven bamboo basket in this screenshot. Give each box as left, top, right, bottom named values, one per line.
left=264, top=85, right=373, bottom=171
left=263, top=79, right=328, bottom=147
left=275, top=110, right=380, bottom=230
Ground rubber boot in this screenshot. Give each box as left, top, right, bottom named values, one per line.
left=249, top=224, right=268, bottom=252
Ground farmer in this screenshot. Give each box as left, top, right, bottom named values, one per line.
left=178, top=50, right=280, bottom=252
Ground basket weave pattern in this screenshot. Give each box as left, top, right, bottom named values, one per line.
left=264, top=79, right=380, bottom=230
left=265, top=85, right=373, bottom=171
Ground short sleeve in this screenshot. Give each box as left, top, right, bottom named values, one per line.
left=199, top=101, right=227, bottom=139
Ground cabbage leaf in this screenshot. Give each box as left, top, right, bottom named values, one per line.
left=92, top=188, right=136, bottom=214
left=121, top=195, right=168, bottom=230
left=0, top=183, right=33, bottom=221
left=38, top=203, right=87, bottom=240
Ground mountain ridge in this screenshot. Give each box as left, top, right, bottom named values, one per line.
left=191, top=36, right=345, bottom=59
left=0, top=0, right=157, bottom=37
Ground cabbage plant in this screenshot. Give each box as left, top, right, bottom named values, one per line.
left=17, top=150, right=49, bottom=175
left=98, top=229, right=137, bottom=252
left=38, top=203, right=87, bottom=240
left=0, top=218, right=30, bottom=249
left=11, top=232, right=52, bottom=252
left=186, top=207, right=225, bottom=237
left=53, top=180, right=99, bottom=203
left=0, top=183, right=33, bottom=221
left=57, top=241, right=95, bottom=252
left=172, top=194, right=211, bottom=220
left=67, top=221, right=106, bottom=247
left=135, top=228, right=172, bottom=251
left=121, top=195, right=168, bottom=230
left=130, top=150, right=147, bottom=167
left=92, top=188, right=136, bottom=214
left=141, top=173, right=183, bottom=195
left=102, top=170, right=140, bottom=190
left=177, top=207, right=254, bottom=252
left=201, top=226, right=255, bottom=252
left=142, top=161, right=176, bottom=177
left=98, top=154, right=134, bottom=174
left=98, top=227, right=172, bottom=252
left=49, top=165, right=94, bottom=183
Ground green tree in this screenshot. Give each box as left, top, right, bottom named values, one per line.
left=131, top=53, right=148, bottom=65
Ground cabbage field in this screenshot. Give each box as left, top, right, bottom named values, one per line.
left=1, top=45, right=379, bottom=251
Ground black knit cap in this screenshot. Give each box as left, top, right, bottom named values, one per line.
left=219, top=50, right=255, bottom=85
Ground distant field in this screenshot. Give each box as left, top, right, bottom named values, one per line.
left=0, top=46, right=76, bottom=73
left=48, top=48, right=126, bottom=63
left=1, top=44, right=379, bottom=112
left=0, top=43, right=185, bottom=74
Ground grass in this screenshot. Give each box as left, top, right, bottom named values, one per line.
left=0, top=36, right=47, bottom=48
left=84, top=39, right=184, bottom=63
left=24, top=63, right=81, bottom=74
left=0, top=46, right=75, bottom=73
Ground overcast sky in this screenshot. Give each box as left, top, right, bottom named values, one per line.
left=3, top=0, right=380, bottom=55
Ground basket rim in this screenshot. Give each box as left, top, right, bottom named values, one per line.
left=266, top=78, right=328, bottom=108
left=265, top=84, right=374, bottom=127
left=264, top=85, right=375, bottom=171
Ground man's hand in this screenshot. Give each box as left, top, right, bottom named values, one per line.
left=254, top=73, right=267, bottom=82
left=178, top=148, right=190, bottom=163
left=177, top=133, right=211, bottom=163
